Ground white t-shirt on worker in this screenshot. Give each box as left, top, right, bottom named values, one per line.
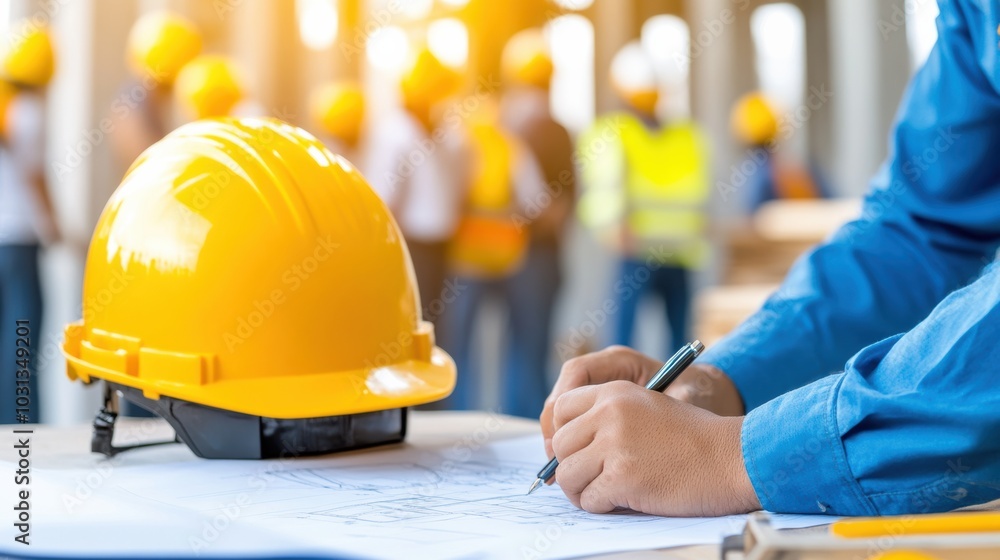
left=363, top=110, right=472, bottom=243
left=0, top=93, right=46, bottom=245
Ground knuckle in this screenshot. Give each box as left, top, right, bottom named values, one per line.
left=605, top=379, right=633, bottom=393
left=554, top=463, right=579, bottom=493
left=560, top=357, right=585, bottom=380
left=550, top=429, right=566, bottom=457
left=553, top=392, right=569, bottom=421
left=579, top=488, right=607, bottom=513
left=553, top=389, right=585, bottom=424
left=605, top=455, right=629, bottom=480
left=604, top=344, right=631, bottom=356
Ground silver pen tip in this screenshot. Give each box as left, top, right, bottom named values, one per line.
left=527, top=478, right=543, bottom=495
left=691, top=340, right=705, bottom=354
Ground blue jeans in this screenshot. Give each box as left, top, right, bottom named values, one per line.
left=438, top=244, right=561, bottom=418
left=0, top=245, right=43, bottom=423
left=611, top=259, right=691, bottom=355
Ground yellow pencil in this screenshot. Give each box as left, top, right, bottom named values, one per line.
left=832, top=512, right=1000, bottom=539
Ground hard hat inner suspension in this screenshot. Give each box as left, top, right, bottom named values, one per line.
left=91, top=381, right=408, bottom=460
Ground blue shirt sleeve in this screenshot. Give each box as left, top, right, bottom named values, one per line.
left=743, top=263, right=1000, bottom=515
left=699, top=0, right=1000, bottom=412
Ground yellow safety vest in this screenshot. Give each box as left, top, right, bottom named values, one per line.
left=448, top=122, right=530, bottom=279
left=578, top=112, right=709, bottom=268
left=0, top=81, right=17, bottom=141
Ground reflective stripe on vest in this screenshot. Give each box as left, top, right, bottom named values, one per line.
left=449, top=122, right=530, bottom=278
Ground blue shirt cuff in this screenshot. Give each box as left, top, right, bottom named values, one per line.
left=741, top=373, right=878, bottom=516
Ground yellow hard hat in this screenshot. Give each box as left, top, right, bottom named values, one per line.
left=610, top=41, right=659, bottom=115
left=127, top=11, right=202, bottom=85
left=401, top=49, right=462, bottom=110
left=62, top=117, right=456, bottom=459
left=731, top=92, right=779, bottom=145
left=309, top=80, right=365, bottom=146
left=174, top=55, right=244, bottom=120
left=0, top=23, right=55, bottom=87
left=502, top=29, right=553, bottom=89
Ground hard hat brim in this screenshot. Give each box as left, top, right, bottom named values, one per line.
left=63, top=325, right=456, bottom=419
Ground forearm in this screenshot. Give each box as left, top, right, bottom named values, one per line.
left=699, top=211, right=983, bottom=411
left=701, top=0, right=1000, bottom=410
left=741, top=263, right=1000, bottom=515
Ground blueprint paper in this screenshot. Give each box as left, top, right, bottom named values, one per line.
left=0, top=434, right=833, bottom=559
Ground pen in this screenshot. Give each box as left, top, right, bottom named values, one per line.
left=527, top=339, right=705, bottom=495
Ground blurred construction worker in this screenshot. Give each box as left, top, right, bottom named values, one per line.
left=539, top=0, right=1000, bottom=520
left=730, top=92, right=830, bottom=214
left=0, top=23, right=59, bottom=423
left=112, top=11, right=201, bottom=171
left=309, top=80, right=365, bottom=163
left=174, top=55, right=265, bottom=122
left=364, top=49, right=470, bottom=324
left=437, top=97, right=548, bottom=416
left=451, top=28, right=573, bottom=417
left=577, top=41, right=710, bottom=354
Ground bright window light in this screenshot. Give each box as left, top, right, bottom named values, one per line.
left=641, top=14, right=690, bottom=118
left=439, top=0, right=470, bottom=7
left=751, top=3, right=805, bottom=110
left=0, top=1, right=10, bottom=33
left=367, top=25, right=411, bottom=71
left=399, top=0, right=433, bottom=19
left=545, top=14, right=594, bottom=133
left=550, top=0, right=594, bottom=11
left=297, top=0, right=339, bottom=51
left=906, top=0, right=939, bottom=71
left=428, top=18, right=468, bottom=67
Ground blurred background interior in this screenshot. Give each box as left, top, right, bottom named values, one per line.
left=0, top=0, right=941, bottom=424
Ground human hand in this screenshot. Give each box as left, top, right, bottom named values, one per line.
left=542, top=347, right=745, bottom=458
left=550, top=380, right=760, bottom=516
left=541, top=346, right=662, bottom=458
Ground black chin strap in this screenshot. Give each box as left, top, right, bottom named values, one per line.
left=91, top=382, right=179, bottom=457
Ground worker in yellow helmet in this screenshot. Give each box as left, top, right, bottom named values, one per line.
left=112, top=11, right=202, bottom=172
left=435, top=95, right=549, bottom=416
left=174, top=55, right=264, bottom=121
left=309, top=80, right=365, bottom=162
left=729, top=92, right=830, bottom=213
left=0, top=22, right=60, bottom=423
left=577, top=40, right=711, bottom=355
left=363, top=49, right=471, bottom=326
left=443, top=28, right=573, bottom=418
left=63, top=118, right=455, bottom=458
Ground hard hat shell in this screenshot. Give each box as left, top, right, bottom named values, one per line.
left=400, top=49, right=462, bottom=110
left=63, top=117, right=456, bottom=419
left=0, top=23, right=55, bottom=87
left=502, top=29, right=553, bottom=89
left=731, top=92, right=779, bottom=145
left=127, top=11, right=202, bottom=85
left=309, top=80, right=365, bottom=144
left=610, top=41, right=659, bottom=115
left=175, top=55, right=244, bottom=119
